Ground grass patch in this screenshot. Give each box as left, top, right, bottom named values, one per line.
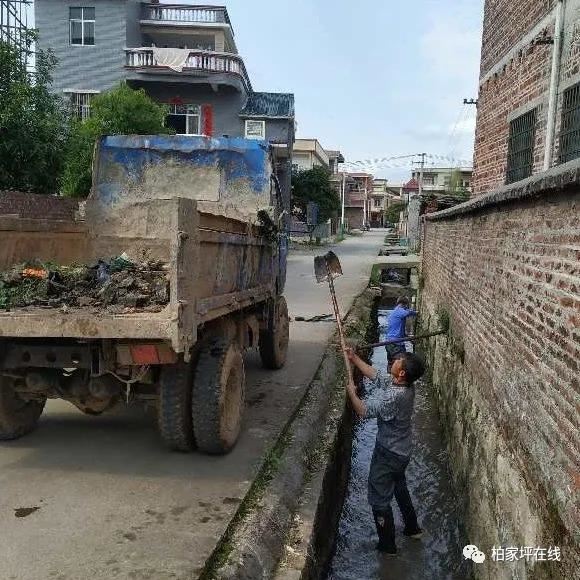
left=199, top=427, right=294, bottom=580
left=369, top=264, right=381, bottom=287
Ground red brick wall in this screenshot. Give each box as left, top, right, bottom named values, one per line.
left=474, top=1, right=580, bottom=195
left=420, top=182, right=580, bottom=577
left=0, top=191, right=79, bottom=221
left=481, top=0, right=557, bottom=75
left=473, top=40, right=553, bottom=195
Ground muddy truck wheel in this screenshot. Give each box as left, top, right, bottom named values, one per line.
left=192, top=338, right=245, bottom=455
left=158, top=360, right=196, bottom=452
left=0, top=377, right=46, bottom=441
left=259, top=296, right=290, bottom=370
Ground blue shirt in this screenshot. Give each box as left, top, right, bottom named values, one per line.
left=364, top=370, right=415, bottom=458
left=386, top=305, right=417, bottom=339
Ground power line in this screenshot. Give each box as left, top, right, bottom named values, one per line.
left=341, top=152, right=472, bottom=172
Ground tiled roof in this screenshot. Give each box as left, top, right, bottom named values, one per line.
left=403, top=178, right=420, bottom=191
left=240, top=92, right=295, bottom=119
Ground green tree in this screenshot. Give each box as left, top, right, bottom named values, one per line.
left=291, top=166, right=340, bottom=225
left=444, top=169, right=470, bottom=201
left=61, top=82, right=171, bottom=197
left=384, top=201, right=405, bottom=225
left=0, top=34, right=69, bottom=193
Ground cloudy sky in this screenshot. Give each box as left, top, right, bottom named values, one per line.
left=221, top=0, right=485, bottom=180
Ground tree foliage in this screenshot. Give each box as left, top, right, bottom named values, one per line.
left=291, top=166, right=339, bottom=225
left=0, top=35, right=70, bottom=193
left=444, top=169, right=470, bottom=200
left=61, top=82, right=172, bottom=197
left=384, top=201, right=405, bottom=224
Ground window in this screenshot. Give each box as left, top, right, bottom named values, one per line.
left=245, top=120, right=265, bottom=140
left=70, top=92, right=94, bottom=120
left=70, top=7, right=95, bottom=46
left=422, top=175, right=435, bottom=186
left=166, top=104, right=200, bottom=135
left=506, top=108, right=537, bottom=184
left=559, top=82, right=580, bottom=164
left=374, top=198, right=382, bottom=207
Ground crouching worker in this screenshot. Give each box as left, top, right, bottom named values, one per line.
left=345, top=347, right=425, bottom=555
left=385, top=296, right=418, bottom=368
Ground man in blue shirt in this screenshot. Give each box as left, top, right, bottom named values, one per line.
left=385, top=296, right=417, bottom=367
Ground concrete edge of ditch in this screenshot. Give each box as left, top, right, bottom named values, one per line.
left=197, top=288, right=379, bottom=580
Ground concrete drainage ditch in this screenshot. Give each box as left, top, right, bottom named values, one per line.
left=203, top=266, right=470, bottom=580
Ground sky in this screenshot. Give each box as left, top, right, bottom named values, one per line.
left=218, top=0, right=485, bottom=181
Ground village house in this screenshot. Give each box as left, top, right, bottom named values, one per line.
left=34, top=0, right=295, bottom=205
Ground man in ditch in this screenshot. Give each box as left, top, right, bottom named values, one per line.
left=345, top=347, right=425, bottom=555
left=384, top=296, right=418, bottom=368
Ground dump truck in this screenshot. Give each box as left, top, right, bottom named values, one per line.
left=0, top=136, right=290, bottom=454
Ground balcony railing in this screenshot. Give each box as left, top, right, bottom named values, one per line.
left=125, top=48, right=251, bottom=90
left=142, top=4, right=231, bottom=26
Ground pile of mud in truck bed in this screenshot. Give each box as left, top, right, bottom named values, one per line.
left=0, top=255, right=169, bottom=313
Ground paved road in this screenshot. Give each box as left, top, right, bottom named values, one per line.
left=0, top=230, right=385, bottom=580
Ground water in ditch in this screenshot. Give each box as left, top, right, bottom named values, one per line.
left=326, top=308, right=472, bottom=580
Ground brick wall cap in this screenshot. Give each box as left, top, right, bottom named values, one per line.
left=424, top=158, right=580, bottom=221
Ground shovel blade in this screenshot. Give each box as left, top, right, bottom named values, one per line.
left=314, top=251, right=343, bottom=283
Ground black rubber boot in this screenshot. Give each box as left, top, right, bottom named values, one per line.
left=373, top=509, right=397, bottom=555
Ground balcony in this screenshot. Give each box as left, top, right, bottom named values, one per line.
left=125, top=48, right=252, bottom=91
left=141, top=4, right=231, bottom=27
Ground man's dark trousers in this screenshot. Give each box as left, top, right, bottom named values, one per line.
left=369, top=444, right=419, bottom=551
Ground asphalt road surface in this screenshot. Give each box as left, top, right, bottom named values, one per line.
left=0, top=230, right=386, bottom=580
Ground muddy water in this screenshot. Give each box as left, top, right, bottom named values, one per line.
left=327, top=312, right=472, bottom=580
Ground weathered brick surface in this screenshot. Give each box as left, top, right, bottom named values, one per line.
left=481, top=0, right=557, bottom=75
left=0, top=191, right=79, bottom=221
left=474, top=41, right=552, bottom=195
left=421, top=179, right=580, bottom=578
left=473, top=1, right=580, bottom=195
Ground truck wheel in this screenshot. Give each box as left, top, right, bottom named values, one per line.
left=192, top=338, right=245, bottom=455
left=259, top=296, right=290, bottom=370
left=158, top=360, right=195, bottom=452
left=0, top=377, right=46, bottom=441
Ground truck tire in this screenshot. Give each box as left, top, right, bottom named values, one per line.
left=259, top=296, right=290, bottom=370
left=0, top=377, right=46, bottom=441
left=158, top=360, right=195, bottom=452
left=192, top=338, right=245, bottom=455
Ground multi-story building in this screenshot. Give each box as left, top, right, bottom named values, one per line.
left=368, top=178, right=388, bottom=227
left=473, top=0, right=580, bottom=194
left=343, top=172, right=372, bottom=230
left=292, top=139, right=330, bottom=172
left=410, top=167, right=473, bottom=194
left=326, top=150, right=345, bottom=175
left=34, top=0, right=295, bottom=205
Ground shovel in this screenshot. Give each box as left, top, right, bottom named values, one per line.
left=314, top=251, right=354, bottom=384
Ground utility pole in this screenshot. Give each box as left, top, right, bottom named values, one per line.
left=340, top=172, right=346, bottom=233
left=412, top=153, right=427, bottom=196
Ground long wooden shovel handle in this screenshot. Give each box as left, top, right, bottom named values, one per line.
left=327, top=268, right=354, bottom=384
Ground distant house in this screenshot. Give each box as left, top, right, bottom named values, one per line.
left=34, top=0, right=295, bottom=207
left=292, top=139, right=330, bottom=172
left=410, top=167, right=473, bottom=195
left=343, top=173, right=372, bottom=230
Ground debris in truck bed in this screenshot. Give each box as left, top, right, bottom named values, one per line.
left=0, top=256, right=169, bottom=312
